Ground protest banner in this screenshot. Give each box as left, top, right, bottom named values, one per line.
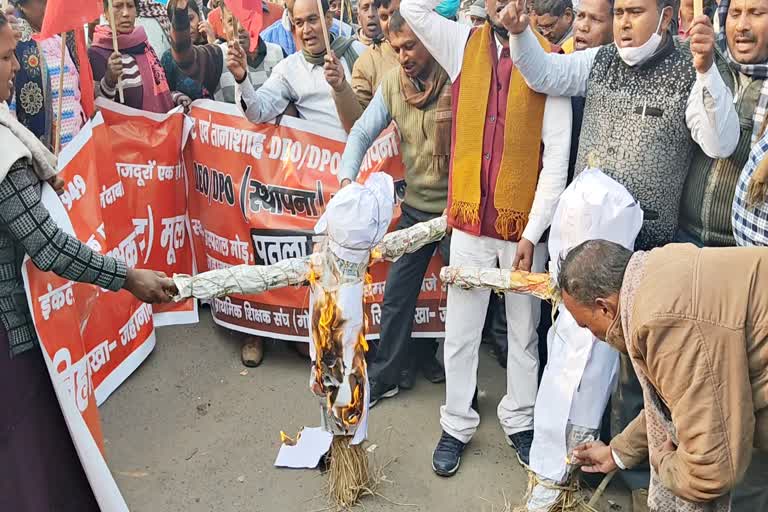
left=96, top=99, right=198, bottom=327
left=22, top=183, right=132, bottom=512
left=184, top=100, right=446, bottom=341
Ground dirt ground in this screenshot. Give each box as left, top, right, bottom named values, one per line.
left=100, top=310, right=632, bottom=512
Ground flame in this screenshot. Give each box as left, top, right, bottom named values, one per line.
left=280, top=430, right=300, bottom=446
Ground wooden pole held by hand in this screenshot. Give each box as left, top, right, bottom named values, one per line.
left=54, top=34, right=66, bottom=156
left=693, top=0, right=703, bottom=18
left=107, top=0, right=125, bottom=103
left=2, top=1, right=9, bottom=12
left=315, top=0, right=332, bottom=56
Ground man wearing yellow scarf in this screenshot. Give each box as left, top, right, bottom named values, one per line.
left=401, top=0, right=571, bottom=476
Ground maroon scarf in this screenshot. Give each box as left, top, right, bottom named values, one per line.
left=91, top=25, right=173, bottom=113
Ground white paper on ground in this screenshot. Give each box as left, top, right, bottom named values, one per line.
left=530, top=168, right=643, bottom=482
left=274, top=427, right=334, bottom=469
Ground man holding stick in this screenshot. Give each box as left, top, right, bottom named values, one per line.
left=559, top=240, right=768, bottom=511
left=229, top=0, right=365, bottom=130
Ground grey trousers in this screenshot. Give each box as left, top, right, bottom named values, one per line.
left=733, top=450, right=768, bottom=512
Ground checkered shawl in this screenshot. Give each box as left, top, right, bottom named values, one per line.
left=717, top=0, right=768, bottom=144
left=733, top=129, right=768, bottom=246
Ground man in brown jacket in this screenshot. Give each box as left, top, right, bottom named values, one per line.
left=557, top=240, right=767, bottom=511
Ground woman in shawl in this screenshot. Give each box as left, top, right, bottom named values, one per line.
left=11, top=0, right=93, bottom=150
left=89, top=0, right=184, bottom=113
left=0, top=13, right=177, bottom=511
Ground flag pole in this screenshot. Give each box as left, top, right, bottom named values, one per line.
left=2, top=1, right=9, bottom=12
left=315, top=0, right=331, bottom=55
left=54, top=33, right=66, bottom=156
left=693, top=0, right=703, bottom=17
left=107, top=0, right=125, bottom=103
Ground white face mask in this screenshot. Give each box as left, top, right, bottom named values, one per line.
left=616, top=7, right=669, bottom=67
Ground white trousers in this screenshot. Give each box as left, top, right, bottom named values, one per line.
left=440, top=229, right=548, bottom=443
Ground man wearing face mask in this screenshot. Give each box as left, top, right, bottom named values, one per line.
left=401, top=0, right=572, bottom=477
left=501, top=0, right=739, bottom=250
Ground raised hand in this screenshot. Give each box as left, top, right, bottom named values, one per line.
left=226, top=41, right=248, bottom=83
left=499, top=0, right=530, bottom=35
left=324, top=51, right=346, bottom=92
left=689, top=15, right=715, bottom=74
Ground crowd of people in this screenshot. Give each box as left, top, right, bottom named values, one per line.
left=0, top=0, right=766, bottom=510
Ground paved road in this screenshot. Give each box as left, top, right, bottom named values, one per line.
left=101, top=311, right=631, bottom=511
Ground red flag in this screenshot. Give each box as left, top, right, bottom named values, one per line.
left=74, top=29, right=96, bottom=118
left=37, top=0, right=102, bottom=40
left=223, top=0, right=264, bottom=53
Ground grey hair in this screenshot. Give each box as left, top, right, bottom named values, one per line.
left=533, top=0, right=572, bottom=17
left=557, top=240, right=633, bottom=305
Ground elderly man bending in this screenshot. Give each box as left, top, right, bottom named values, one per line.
left=559, top=240, right=767, bottom=511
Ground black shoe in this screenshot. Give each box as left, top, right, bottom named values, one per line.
left=432, top=431, right=467, bottom=477
left=369, top=383, right=399, bottom=408
left=422, top=356, right=445, bottom=384
left=507, top=430, right=534, bottom=467
left=399, top=368, right=416, bottom=390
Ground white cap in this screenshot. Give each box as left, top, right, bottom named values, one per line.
left=314, top=173, right=395, bottom=263
left=468, top=0, right=486, bottom=18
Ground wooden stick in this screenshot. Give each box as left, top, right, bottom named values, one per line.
left=54, top=34, right=66, bottom=156
left=315, top=0, right=332, bottom=54
left=693, top=0, right=703, bottom=18
left=587, top=470, right=617, bottom=508
left=107, top=0, right=125, bottom=103
left=2, top=1, right=9, bottom=12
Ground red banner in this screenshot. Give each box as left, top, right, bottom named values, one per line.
left=185, top=100, right=446, bottom=341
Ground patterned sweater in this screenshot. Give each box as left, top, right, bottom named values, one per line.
left=0, top=161, right=126, bottom=357
left=575, top=38, right=697, bottom=250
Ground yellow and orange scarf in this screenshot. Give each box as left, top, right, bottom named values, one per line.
left=451, top=23, right=550, bottom=240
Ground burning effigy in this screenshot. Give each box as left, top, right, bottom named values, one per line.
left=173, top=174, right=446, bottom=508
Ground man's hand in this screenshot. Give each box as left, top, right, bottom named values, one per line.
left=105, top=52, right=124, bottom=88
left=512, top=237, right=534, bottom=271
left=499, top=0, right=530, bottom=35
left=572, top=441, right=619, bottom=474
left=124, top=269, right=178, bottom=304
left=324, top=51, right=346, bottom=92
left=650, top=436, right=677, bottom=471
left=689, top=15, right=715, bottom=74
left=199, top=20, right=217, bottom=44
left=48, top=176, right=65, bottom=196
left=226, top=41, right=248, bottom=83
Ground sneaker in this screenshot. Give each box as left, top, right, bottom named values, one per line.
left=422, top=356, right=445, bottom=384
left=399, top=368, right=416, bottom=390
left=369, top=384, right=399, bottom=408
left=432, top=431, right=467, bottom=477
left=507, top=429, right=534, bottom=467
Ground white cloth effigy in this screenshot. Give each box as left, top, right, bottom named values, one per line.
left=529, top=168, right=644, bottom=483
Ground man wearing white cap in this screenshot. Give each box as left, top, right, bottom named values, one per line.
left=468, top=0, right=486, bottom=26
